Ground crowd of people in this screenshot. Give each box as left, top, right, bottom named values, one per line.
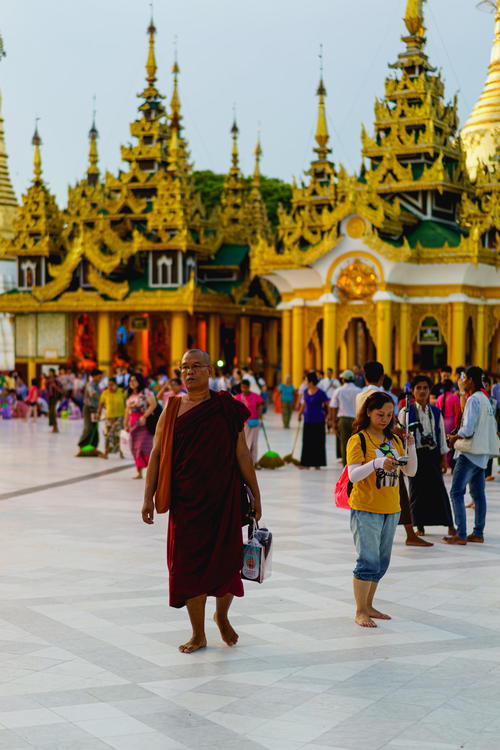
left=2, top=353, right=499, bottom=641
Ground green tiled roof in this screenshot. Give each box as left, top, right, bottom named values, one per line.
left=210, top=244, right=248, bottom=266
left=407, top=220, right=463, bottom=249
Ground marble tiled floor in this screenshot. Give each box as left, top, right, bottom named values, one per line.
left=1, top=414, right=500, bottom=749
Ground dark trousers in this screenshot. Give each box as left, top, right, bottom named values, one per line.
left=78, top=405, right=99, bottom=448
left=337, top=417, right=354, bottom=466
left=281, top=401, right=293, bottom=428
left=48, top=396, right=58, bottom=428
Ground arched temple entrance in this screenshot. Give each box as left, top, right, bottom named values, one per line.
left=341, top=317, right=376, bottom=371
left=412, top=316, right=448, bottom=373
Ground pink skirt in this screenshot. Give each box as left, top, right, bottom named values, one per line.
left=129, top=413, right=153, bottom=470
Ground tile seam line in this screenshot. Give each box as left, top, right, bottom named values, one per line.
left=0, top=463, right=134, bottom=501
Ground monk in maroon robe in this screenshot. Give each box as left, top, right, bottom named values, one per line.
left=142, top=349, right=262, bottom=653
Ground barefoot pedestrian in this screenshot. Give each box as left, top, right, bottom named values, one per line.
left=347, top=391, right=417, bottom=628
left=142, top=349, right=262, bottom=654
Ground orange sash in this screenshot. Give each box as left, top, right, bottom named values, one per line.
left=154, top=396, right=182, bottom=514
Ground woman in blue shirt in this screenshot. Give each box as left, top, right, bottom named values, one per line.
left=298, top=372, right=330, bottom=469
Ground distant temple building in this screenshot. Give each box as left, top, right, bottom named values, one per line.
left=1, top=0, right=500, bottom=384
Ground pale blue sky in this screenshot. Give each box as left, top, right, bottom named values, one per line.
left=1, top=0, right=495, bottom=205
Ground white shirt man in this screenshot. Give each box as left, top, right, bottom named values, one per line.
left=330, top=379, right=361, bottom=418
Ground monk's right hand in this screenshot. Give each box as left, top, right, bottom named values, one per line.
left=141, top=498, right=155, bottom=524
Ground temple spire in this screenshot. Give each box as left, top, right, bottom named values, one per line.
left=314, top=46, right=331, bottom=161
left=404, top=0, right=425, bottom=37
left=32, top=120, right=42, bottom=184
left=252, top=133, right=262, bottom=188
left=230, top=111, right=240, bottom=174
left=87, top=103, right=99, bottom=184
left=170, top=43, right=182, bottom=131
left=145, top=11, right=157, bottom=87
left=0, top=92, right=17, bottom=213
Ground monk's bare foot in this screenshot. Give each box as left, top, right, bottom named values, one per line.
left=214, top=613, right=239, bottom=646
left=368, top=608, right=391, bottom=620
left=355, top=612, right=377, bottom=628
left=132, top=473, right=142, bottom=479
left=178, top=636, right=207, bottom=654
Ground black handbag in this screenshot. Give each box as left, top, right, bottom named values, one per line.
left=241, top=483, right=256, bottom=526
left=145, top=403, right=163, bottom=435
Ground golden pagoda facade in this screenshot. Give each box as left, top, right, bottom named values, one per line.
left=0, top=19, right=279, bottom=381
left=252, top=0, right=500, bottom=385
left=3, top=2, right=500, bottom=385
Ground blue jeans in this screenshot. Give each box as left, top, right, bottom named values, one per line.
left=350, top=510, right=400, bottom=582
left=450, top=454, right=487, bottom=539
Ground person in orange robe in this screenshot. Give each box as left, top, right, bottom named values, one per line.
left=142, top=349, right=262, bottom=654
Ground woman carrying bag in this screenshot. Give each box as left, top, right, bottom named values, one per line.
left=347, top=391, right=417, bottom=628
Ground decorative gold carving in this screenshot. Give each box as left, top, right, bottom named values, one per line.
left=336, top=260, right=378, bottom=301
left=346, top=216, right=366, bottom=239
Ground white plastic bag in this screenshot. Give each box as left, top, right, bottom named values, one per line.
left=241, top=521, right=273, bottom=583
left=119, top=429, right=132, bottom=458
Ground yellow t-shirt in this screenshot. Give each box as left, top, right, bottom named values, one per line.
left=346, top=430, right=404, bottom=514
left=99, top=388, right=125, bottom=418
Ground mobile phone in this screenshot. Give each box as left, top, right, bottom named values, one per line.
left=397, top=456, right=410, bottom=466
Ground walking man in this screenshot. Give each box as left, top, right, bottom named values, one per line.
left=446, top=366, right=499, bottom=545
left=329, top=369, right=360, bottom=465
left=142, top=349, right=262, bottom=653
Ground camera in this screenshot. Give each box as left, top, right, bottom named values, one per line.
left=420, top=433, right=436, bottom=449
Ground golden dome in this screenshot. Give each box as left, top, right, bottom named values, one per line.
left=462, top=1, right=500, bottom=178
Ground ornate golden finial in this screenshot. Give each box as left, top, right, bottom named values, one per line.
left=170, top=38, right=182, bottom=130
left=253, top=131, right=262, bottom=187
left=314, top=45, right=331, bottom=160
left=145, top=6, right=157, bottom=86
left=404, top=0, right=426, bottom=37
left=230, top=106, right=239, bottom=173
left=87, top=98, right=99, bottom=182
left=32, top=118, right=42, bottom=183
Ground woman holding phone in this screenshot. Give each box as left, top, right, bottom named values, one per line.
left=346, top=391, right=417, bottom=628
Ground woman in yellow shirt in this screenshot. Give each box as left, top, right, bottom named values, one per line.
left=346, top=391, right=417, bottom=629
left=97, top=378, right=126, bottom=458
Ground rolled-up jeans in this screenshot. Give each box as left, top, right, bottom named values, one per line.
left=450, top=453, right=487, bottom=539
left=351, top=509, right=400, bottom=582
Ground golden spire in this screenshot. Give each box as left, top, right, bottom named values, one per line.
left=230, top=112, right=239, bottom=174
left=170, top=43, right=182, bottom=131
left=32, top=120, right=42, bottom=184
left=87, top=104, right=99, bottom=183
left=314, top=46, right=331, bottom=161
left=252, top=133, right=262, bottom=188
left=145, top=11, right=157, bottom=87
left=0, top=91, right=17, bottom=211
left=404, top=0, right=425, bottom=37
left=462, top=0, right=500, bottom=178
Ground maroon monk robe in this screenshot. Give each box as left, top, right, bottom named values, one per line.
left=167, top=390, right=250, bottom=608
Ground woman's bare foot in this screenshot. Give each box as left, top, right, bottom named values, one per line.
left=355, top=612, right=377, bottom=628
left=368, top=608, right=391, bottom=620
left=178, top=636, right=207, bottom=654
left=214, top=613, right=239, bottom=646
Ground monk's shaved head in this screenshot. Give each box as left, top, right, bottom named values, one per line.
left=182, top=349, right=211, bottom=365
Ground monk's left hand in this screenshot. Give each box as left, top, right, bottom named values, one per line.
left=141, top=498, right=155, bottom=524
left=252, top=498, right=262, bottom=523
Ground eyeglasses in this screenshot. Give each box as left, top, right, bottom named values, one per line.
left=180, top=364, right=209, bottom=373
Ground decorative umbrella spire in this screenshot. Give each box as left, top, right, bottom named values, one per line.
left=230, top=106, right=239, bottom=174
left=145, top=6, right=157, bottom=87
left=32, top=119, right=42, bottom=184
left=253, top=132, right=262, bottom=188
left=404, top=0, right=426, bottom=37
left=170, top=39, right=182, bottom=131
left=87, top=99, right=99, bottom=183
left=314, top=45, right=331, bottom=160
